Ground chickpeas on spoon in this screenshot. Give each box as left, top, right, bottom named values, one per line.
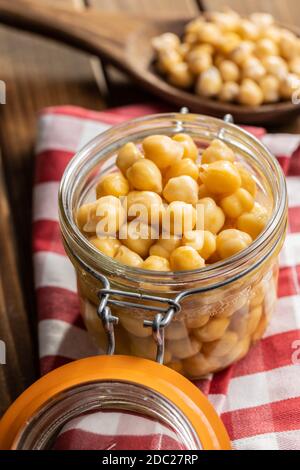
left=1, top=0, right=300, bottom=124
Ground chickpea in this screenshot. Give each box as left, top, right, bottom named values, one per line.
left=127, top=159, right=162, bottom=193
left=182, top=230, right=204, bottom=251
left=163, top=201, right=196, bottom=236
left=114, top=245, right=143, bottom=267
left=216, top=229, right=252, bottom=260
left=185, top=17, right=205, bottom=35
left=280, top=29, right=298, bottom=60
left=220, top=188, right=254, bottom=219
left=280, top=73, right=300, bottom=99
left=194, top=317, right=229, bottom=342
left=141, top=255, right=170, bottom=271
left=130, top=335, right=172, bottom=362
left=151, top=32, right=180, bottom=52
left=218, top=32, right=241, bottom=55
left=202, top=331, right=238, bottom=357
left=198, top=197, right=225, bottom=234
left=242, top=56, right=266, bottom=82
left=122, top=222, right=156, bottom=258
left=186, top=312, right=210, bottom=329
left=172, top=133, right=198, bottom=162
left=89, top=236, right=121, bottom=258
left=82, top=196, right=125, bottom=235
left=197, top=22, right=221, bottom=47
left=196, top=66, right=222, bottom=97
left=167, top=336, right=201, bottom=360
left=261, top=26, right=282, bottom=44
left=156, top=49, right=182, bottom=74
left=259, top=75, right=280, bottom=103
left=252, top=313, right=268, bottom=342
left=238, top=19, right=259, bottom=41
left=149, top=235, right=181, bottom=259
left=166, top=360, right=184, bottom=374
left=235, top=163, right=257, bottom=197
left=170, top=246, right=205, bottom=271
left=186, top=48, right=212, bottom=74
left=289, top=57, right=300, bottom=75
left=201, top=139, right=235, bottom=164
left=198, top=184, right=215, bottom=200
left=200, top=161, right=241, bottom=195
left=218, top=60, right=240, bottom=82
left=250, top=12, right=274, bottom=28
left=222, top=336, right=250, bottom=365
left=163, top=175, right=199, bottom=205
left=183, top=352, right=220, bottom=377
left=126, top=191, right=163, bottom=225
left=239, top=78, right=264, bottom=106
left=219, top=81, right=240, bottom=102
left=142, top=135, right=183, bottom=170
left=262, top=55, right=288, bottom=79
left=116, top=142, right=143, bottom=176
left=208, top=10, right=240, bottom=32
left=96, top=172, right=129, bottom=198
left=164, top=158, right=199, bottom=182
left=230, top=41, right=255, bottom=66
left=255, top=38, right=279, bottom=58
left=214, top=54, right=226, bottom=67
left=247, top=305, right=263, bottom=335
left=77, top=202, right=97, bottom=232
left=168, top=62, right=194, bottom=89
left=165, top=320, right=189, bottom=340
left=118, top=311, right=151, bottom=338
left=237, top=202, right=269, bottom=239
left=250, top=282, right=265, bottom=309
left=198, top=231, right=217, bottom=260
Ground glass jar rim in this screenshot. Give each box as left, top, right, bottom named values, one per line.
left=58, top=112, right=287, bottom=290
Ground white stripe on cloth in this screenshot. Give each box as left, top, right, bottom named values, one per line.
left=279, top=233, right=300, bottom=268
left=34, top=252, right=77, bottom=292
left=286, top=176, right=300, bottom=207
left=36, top=114, right=110, bottom=154
left=266, top=295, right=300, bottom=337
left=38, top=319, right=100, bottom=359
left=33, top=182, right=60, bottom=222
left=261, top=134, right=300, bottom=157
left=233, top=429, right=300, bottom=450
left=217, top=364, right=300, bottom=413
left=58, top=411, right=180, bottom=441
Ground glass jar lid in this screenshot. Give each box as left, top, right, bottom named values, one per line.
left=0, top=355, right=230, bottom=450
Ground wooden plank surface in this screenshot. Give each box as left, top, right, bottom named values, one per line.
left=0, top=0, right=299, bottom=415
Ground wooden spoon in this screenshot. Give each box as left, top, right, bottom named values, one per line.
left=0, top=0, right=299, bottom=125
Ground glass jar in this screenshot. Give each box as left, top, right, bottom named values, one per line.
left=58, top=113, right=287, bottom=379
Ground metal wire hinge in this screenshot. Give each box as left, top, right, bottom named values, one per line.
left=96, top=274, right=181, bottom=364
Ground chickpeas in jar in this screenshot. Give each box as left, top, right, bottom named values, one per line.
left=59, top=113, right=287, bottom=379
left=151, top=9, right=300, bottom=105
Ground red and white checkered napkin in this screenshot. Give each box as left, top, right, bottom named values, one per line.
left=33, top=104, right=300, bottom=450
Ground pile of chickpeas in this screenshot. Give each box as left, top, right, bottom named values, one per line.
left=74, top=132, right=278, bottom=378
left=152, top=10, right=300, bottom=105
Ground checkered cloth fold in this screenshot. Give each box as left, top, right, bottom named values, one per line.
left=33, top=104, right=300, bottom=450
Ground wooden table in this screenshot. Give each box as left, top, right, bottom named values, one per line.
left=0, top=0, right=299, bottom=415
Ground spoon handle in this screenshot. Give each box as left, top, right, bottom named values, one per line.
left=0, top=0, right=144, bottom=65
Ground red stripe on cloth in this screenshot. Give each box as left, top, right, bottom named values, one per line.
left=222, top=396, right=300, bottom=441
left=35, top=150, right=74, bottom=184
left=288, top=207, right=300, bottom=233
left=37, top=286, right=83, bottom=328
left=52, top=429, right=186, bottom=450
left=33, top=221, right=64, bottom=255
left=277, top=155, right=291, bottom=174
left=39, top=104, right=167, bottom=125
left=288, top=146, right=300, bottom=176
left=40, top=355, right=73, bottom=376
left=278, top=267, right=299, bottom=298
